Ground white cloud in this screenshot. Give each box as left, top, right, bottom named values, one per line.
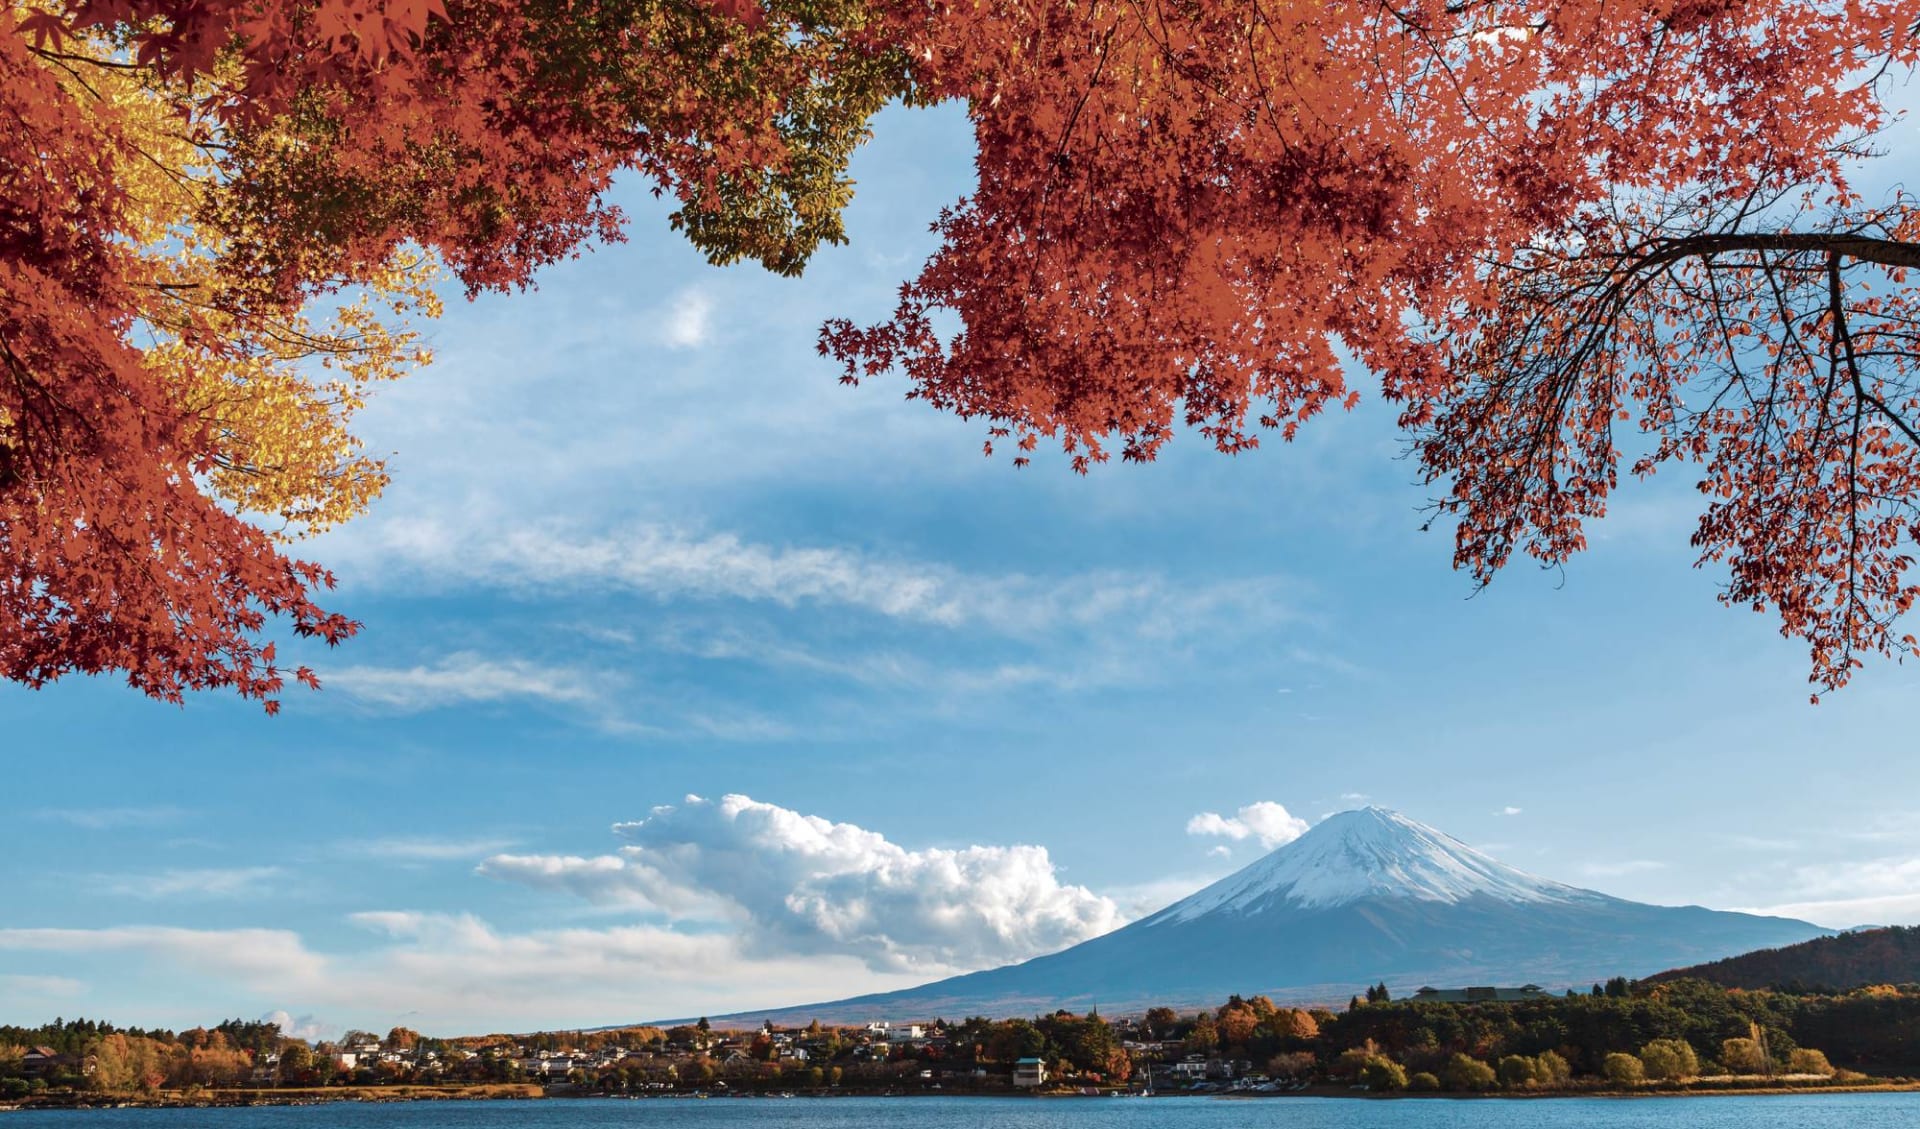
left=660, top=289, right=713, bottom=349
left=0, top=926, right=327, bottom=987
left=261, top=1010, right=336, bottom=1044
left=1734, top=856, right=1920, bottom=927
left=1185, top=801, right=1311, bottom=850
left=0, top=917, right=924, bottom=1033
left=1497, top=806, right=1523, bottom=817
left=479, top=794, right=1125, bottom=975
left=323, top=653, right=603, bottom=710
left=98, top=867, right=284, bottom=900
left=1739, top=893, right=1920, bottom=929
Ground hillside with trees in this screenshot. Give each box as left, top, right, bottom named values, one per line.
left=1645, top=928, right=1920, bottom=993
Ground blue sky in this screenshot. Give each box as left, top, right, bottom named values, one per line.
left=4, top=101, right=1919, bottom=1039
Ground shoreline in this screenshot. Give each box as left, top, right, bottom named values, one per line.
left=7, top=1080, right=1920, bottom=1111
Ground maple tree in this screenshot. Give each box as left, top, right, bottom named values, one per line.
left=2, top=0, right=920, bottom=706
left=822, top=0, right=1920, bottom=696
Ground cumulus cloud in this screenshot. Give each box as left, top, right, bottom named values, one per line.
left=324, top=653, right=604, bottom=710
left=480, top=794, right=1125, bottom=975
left=1185, top=801, right=1311, bottom=850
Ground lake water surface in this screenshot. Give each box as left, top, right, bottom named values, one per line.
left=7, top=1094, right=1919, bottom=1129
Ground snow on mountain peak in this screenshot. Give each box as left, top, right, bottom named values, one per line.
left=1151, top=807, right=1591, bottom=922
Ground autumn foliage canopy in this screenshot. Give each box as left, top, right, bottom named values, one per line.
left=1, top=0, right=916, bottom=706
left=6, top=0, right=1920, bottom=704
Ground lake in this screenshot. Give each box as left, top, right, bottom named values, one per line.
left=7, top=1094, right=1920, bottom=1129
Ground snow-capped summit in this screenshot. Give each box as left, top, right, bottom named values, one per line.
left=715, top=806, right=1833, bottom=1024
left=1150, top=807, right=1589, bottom=922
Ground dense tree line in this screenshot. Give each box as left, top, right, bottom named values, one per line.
left=1320, top=979, right=1920, bottom=1082
left=6, top=980, right=1918, bottom=1101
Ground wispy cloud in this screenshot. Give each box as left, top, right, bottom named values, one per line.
left=1578, top=860, right=1667, bottom=879
left=1738, top=892, right=1920, bottom=929
left=1836, top=812, right=1920, bottom=845
left=0, top=926, right=326, bottom=985
left=1722, top=852, right=1920, bottom=927
left=96, top=867, right=285, bottom=901
left=37, top=807, right=189, bottom=831
left=1496, top=806, right=1523, bottom=817
left=651, top=624, right=1134, bottom=698
left=0, top=917, right=922, bottom=1030
left=336, top=837, right=520, bottom=863
left=1717, top=833, right=1801, bottom=852
left=1284, top=647, right=1366, bottom=679
left=659, top=289, right=713, bottom=349
left=1101, top=872, right=1228, bottom=920
left=338, top=520, right=1296, bottom=643
left=0, top=974, right=86, bottom=998
left=323, top=653, right=605, bottom=711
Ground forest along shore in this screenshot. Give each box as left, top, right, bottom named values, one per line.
left=8, top=978, right=1920, bottom=1107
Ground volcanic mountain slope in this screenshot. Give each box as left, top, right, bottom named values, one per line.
left=712, top=808, right=1831, bottom=1024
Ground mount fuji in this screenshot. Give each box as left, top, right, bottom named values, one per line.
left=716, top=808, right=1830, bottom=1023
